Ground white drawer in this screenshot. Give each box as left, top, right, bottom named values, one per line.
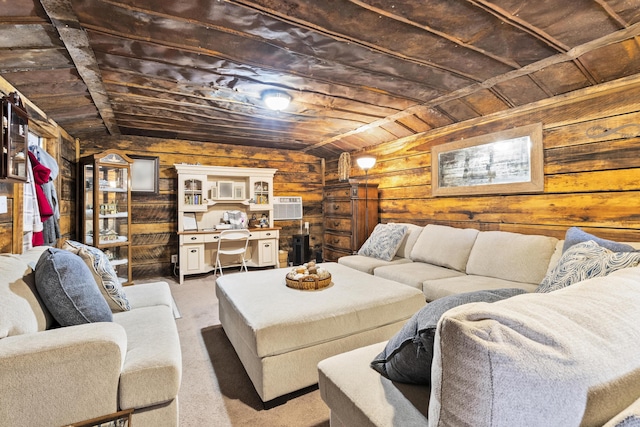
left=254, top=230, right=279, bottom=240
left=181, top=234, right=205, bottom=244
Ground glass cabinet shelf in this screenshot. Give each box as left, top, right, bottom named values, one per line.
left=79, top=150, right=133, bottom=285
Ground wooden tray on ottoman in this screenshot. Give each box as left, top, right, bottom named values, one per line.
left=285, top=274, right=332, bottom=290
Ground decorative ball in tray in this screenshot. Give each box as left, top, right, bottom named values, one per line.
left=285, top=261, right=332, bottom=290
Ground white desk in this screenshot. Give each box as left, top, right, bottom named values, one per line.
left=178, top=227, right=280, bottom=284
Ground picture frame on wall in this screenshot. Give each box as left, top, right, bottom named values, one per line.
left=129, top=155, right=159, bottom=195
left=431, top=123, right=543, bottom=197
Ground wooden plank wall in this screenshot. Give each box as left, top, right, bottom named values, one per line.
left=81, top=136, right=324, bottom=279
left=326, top=75, right=640, bottom=243
left=0, top=78, right=76, bottom=254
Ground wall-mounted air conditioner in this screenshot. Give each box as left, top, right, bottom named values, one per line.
left=273, top=196, right=303, bottom=220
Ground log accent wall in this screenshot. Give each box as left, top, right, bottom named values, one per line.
left=81, top=136, right=324, bottom=279
left=325, top=74, right=640, bottom=243
left=0, top=78, right=76, bottom=253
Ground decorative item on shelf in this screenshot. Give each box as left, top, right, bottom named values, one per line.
left=357, top=155, right=376, bottom=246
left=100, top=228, right=119, bottom=242
left=99, top=202, right=118, bottom=215
left=338, top=152, right=351, bottom=181
left=285, top=261, right=332, bottom=290
left=248, top=214, right=259, bottom=228
left=259, top=213, right=269, bottom=228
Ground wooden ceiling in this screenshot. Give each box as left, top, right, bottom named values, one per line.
left=2, top=1, right=640, bottom=158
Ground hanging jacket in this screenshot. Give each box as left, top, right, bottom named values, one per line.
left=29, top=146, right=60, bottom=245
left=27, top=151, right=54, bottom=220
left=23, top=155, right=43, bottom=250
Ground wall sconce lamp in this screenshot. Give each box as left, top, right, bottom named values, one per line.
left=356, top=156, right=376, bottom=251
left=263, top=90, right=291, bottom=111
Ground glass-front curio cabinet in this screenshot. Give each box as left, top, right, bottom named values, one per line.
left=1, top=92, right=29, bottom=182
left=79, top=150, right=133, bottom=284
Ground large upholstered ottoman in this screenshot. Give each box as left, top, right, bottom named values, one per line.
left=216, top=262, right=425, bottom=403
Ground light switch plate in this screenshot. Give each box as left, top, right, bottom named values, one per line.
left=0, top=196, right=7, bottom=214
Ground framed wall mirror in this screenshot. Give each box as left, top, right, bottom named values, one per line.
left=129, top=155, right=159, bottom=195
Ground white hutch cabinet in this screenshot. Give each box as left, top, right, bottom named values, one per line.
left=174, top=164, right=279, bottom=284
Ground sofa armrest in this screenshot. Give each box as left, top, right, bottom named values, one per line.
left=124, top=281, right=172, bottom=309
left=0, top=322, right=127, bottom=427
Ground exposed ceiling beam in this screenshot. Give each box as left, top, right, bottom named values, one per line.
left=346, top=0, right=522, bottom=69
left=39, top=0, right=120, bottom=135
left=305, top=20, right=640, bottom=152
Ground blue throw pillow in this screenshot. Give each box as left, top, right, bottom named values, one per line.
left=35, top=248, right=112, bottom=326
left=563, top=227, right=635, bottom=253
left=370, top=288, right=526, bottom=384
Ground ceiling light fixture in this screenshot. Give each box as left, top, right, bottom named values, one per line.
left=263, top=90, right=291, bottom=111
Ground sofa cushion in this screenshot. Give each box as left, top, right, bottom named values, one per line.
left=536, top=240, right=640, bottom=293
left=422, top=274, right=538, bottom=302
left=35, top=248, right=113, bottom=326
left=63, top=240, right=130, bottom=312
left=0, top=252, right=50, bottom=338
left=358, top=223, right=408, bottom=261
left=338, top=254, right=412, bottom=275
left=466, top=231, right=558, bottom=284
left=370, top=288, right=526, bottom=385
left=374, top=261, right=465, bottom=290
left=122, top=281, right=173, bottom=310
left=319, top=342, right=430, bottom=427
left=394, top=223, right=424, bottom=259
left=546, top=239, right=565, bottom=274
left=563, top=226, right=635, bottom=253
left=113, top=304, right=181, bottom=410
left=409, top=224, right=479, bottom=272
left=430, top=269, right=640, bottom=427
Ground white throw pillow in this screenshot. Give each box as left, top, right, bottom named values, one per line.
left=536, top=240, right=640, bottom=293
left=63, top=240, right=130, bottom=311
left=358, top=223, right=408, bottom=261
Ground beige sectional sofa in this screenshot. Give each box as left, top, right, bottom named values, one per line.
left=320, top=224, right=640, bottom=426
left=0, top=246, right=182, bottom=427
left=339, top=223, right=562, bottom=301
left=319, top=266, right=640, bottom=427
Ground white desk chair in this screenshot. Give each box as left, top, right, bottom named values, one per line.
left=214, top=229, right=251, bottom=276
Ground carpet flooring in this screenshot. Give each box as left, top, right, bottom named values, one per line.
left=157, top=273, right=331, bottom=426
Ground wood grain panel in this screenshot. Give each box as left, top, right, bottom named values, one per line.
left=80, top=135, right=324, bottom=279
left=330, top=79, right=640, bottom=250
